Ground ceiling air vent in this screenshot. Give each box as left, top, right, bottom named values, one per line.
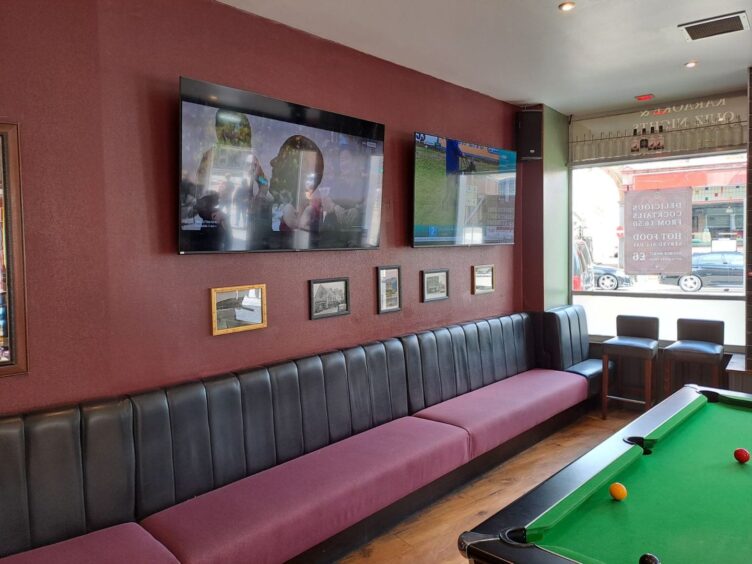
left=679, top=11, right=749, bottom=41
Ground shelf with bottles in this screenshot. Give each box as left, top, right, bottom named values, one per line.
left=569, top=117, right=748, bottom=164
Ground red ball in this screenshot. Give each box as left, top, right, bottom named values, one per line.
left=734, top=448, right=750, bottom=464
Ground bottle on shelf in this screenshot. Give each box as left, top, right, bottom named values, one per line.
left=731, top=116, right=743, bottom=146
left=682, top=126, right=694, bottom=151
left=609, top=131, right=620, bottom=158
left=630, top=129, right=640, bottom=154
left=648, top=126, right=657, bottom=151
left=656, top=125, right=665, bottom=152
left=639, top=128, right=648, bottom=153
left=583, top=134, right=593, bottom=161
left=713, top=122, right=722, bottom=148
left=689, top=125, right=701, bottom=151
left=720, top=117, right=732, bottom=147
left=571, top=136, right=579, bottom=162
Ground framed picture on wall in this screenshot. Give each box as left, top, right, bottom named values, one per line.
left=310, top=277, right=350, bottom=320
left=377, top=265, right=401, bottom=314
left=422, top=269, right=449, bottom=302
left=211, top=284, right=267, bottom=336
left=472, top=264, right=495, bottom=294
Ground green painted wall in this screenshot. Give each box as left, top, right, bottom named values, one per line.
left=542, top=106, right=570, bottom=309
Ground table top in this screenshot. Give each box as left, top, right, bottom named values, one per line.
left=461, top=385, right=752, bottom=564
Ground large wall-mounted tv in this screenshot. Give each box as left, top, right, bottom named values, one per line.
left=179, top=78, right=385, bottom=253
left=413, top=132, right=516, bottom=247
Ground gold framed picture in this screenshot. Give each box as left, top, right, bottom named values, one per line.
left=211, top=284, right=267, bottom=335
left=472, top=265, right=495, bottom=294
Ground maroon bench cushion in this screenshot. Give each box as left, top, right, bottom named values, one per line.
left=0, top=523, right=178, bottom=564
left=414, top=369, right=588, bottom=458
left=142, top=416, right=470, bottom=564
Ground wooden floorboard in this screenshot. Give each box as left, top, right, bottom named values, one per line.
left=340, top=409, right=637, bottom=564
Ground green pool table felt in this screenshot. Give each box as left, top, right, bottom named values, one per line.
left=529, top=393, right=752, bottom=563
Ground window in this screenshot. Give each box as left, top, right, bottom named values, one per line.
left=572, top=153, right=746, bottom=345
left=0, top=124, right=28, bottom=376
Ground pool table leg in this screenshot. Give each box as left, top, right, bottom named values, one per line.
left=663, top=357, right=672, bottom=400
left=644, top=358, right=653, bottom=411
left=711, top=363, right=720, bottom=389
left=601, top=353, right=609, bottom=419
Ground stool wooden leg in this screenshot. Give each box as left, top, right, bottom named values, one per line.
left=616, top=357, right=623, bottom=398
left=644, top=358, right=653, bottom=411
left=602, top=354, right=609, bottom=419
left=663, top=357, right=672, bottom=399
left=711, top=364, right=720, bottom=389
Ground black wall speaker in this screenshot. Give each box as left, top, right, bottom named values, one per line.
left=517, top=110, right=543, bottom=160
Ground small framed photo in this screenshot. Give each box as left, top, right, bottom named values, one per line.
left=377, top=265, right=401, bottom=314
left=472, top=264, right=495, bottom=294
left=422, top=269, right=449, bottom=302
left=310, top=277, right=350, bottom=320
left=211, top=284, right=267, bottom=336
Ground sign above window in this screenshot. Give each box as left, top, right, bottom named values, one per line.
left=570, top=92, right=748, bottom=165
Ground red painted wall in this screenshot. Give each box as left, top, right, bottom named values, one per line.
left=0, top=0, right=520, bottom=415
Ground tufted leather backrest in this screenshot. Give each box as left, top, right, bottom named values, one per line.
left=0, top=315, right=532, bottom=557
left=402, top=313, right=534, bottom=412
left=543, top=305, right=590, bottom=370
left=0, top=400, right=136, bottom=557
left=0, top=337, right=410, bottom=557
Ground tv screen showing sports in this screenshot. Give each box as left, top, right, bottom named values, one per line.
left=179, top=78, right=384, bottom=253
left=413, top=132, right=516, bottom=247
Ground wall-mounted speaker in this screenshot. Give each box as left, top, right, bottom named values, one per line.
left=517, top=110, right=543, bottom=160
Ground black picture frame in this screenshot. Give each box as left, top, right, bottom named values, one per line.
left=309, top=277, right=350, bottom=320
left=377, top=265, right=401, bottom=314
left=472, top=264, right=495, bottom=294
left=422, top=269, right=449, bottom=302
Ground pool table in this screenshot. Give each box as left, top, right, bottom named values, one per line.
left=459, top=385, right=752, bottom=564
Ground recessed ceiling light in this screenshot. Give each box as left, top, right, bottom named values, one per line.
left=635, top=94, right=655, bottom=102
left=209, top=95, right=219, bottom=101
left=685, top=60, right=698, bottom=68
left=558, top=2, right=576, bottom=12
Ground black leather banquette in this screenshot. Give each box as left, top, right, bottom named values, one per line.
left=0, top=310, right=590, bottom=563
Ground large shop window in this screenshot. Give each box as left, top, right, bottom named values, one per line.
left=572, top=152, right=746, bottom=346
left=0, top=124, right=27, bottom=376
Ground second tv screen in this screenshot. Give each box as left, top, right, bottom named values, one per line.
left=413, top=133, right=516, bottom=247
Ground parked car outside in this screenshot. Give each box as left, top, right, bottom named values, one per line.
left=659, top=251, right=744, bottom=292
left=572, top=240, right=594, bottom=291
left=591, top=264, right=634, bottom=290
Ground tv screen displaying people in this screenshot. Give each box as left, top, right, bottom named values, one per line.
left=179, top=78, right=384, bottom=253
left=413, top=132, right=516, bottom=247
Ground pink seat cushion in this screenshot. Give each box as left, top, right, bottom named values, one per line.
left=415, top=369, right=588, bottom=458
left=142, top=417, right=470, bottom=564
left=0, top=523, right=178, bottom=564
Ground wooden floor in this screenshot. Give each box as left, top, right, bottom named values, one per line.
left=341, top=409, right=637, bottom=564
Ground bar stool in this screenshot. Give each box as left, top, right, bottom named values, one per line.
left=663, top=318, right=724, bottom=397
left=601, top=315, right=659, bottom=419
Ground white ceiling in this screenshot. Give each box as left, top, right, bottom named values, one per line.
left=217, top=0, right=752, bottom=115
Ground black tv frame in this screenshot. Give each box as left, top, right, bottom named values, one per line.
left=178, top=77, right=385, bottom=254
left=411, top=131, right=517, bottom=249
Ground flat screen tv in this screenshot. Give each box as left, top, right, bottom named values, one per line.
left=412, top=132, right=516, bottom=247
left=179, top=78, right=384, bottom=253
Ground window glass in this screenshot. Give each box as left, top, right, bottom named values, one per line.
left=572, top=152, right=746, bottom=345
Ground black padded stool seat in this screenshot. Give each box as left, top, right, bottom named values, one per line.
left=602, top=337, right=658, bottom=359
left=663, top=319, right=724, bottom=397
left=601, top=315, right=659, bottom=419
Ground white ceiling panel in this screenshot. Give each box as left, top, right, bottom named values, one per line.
left=217, top=0, right=752, bottom=115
